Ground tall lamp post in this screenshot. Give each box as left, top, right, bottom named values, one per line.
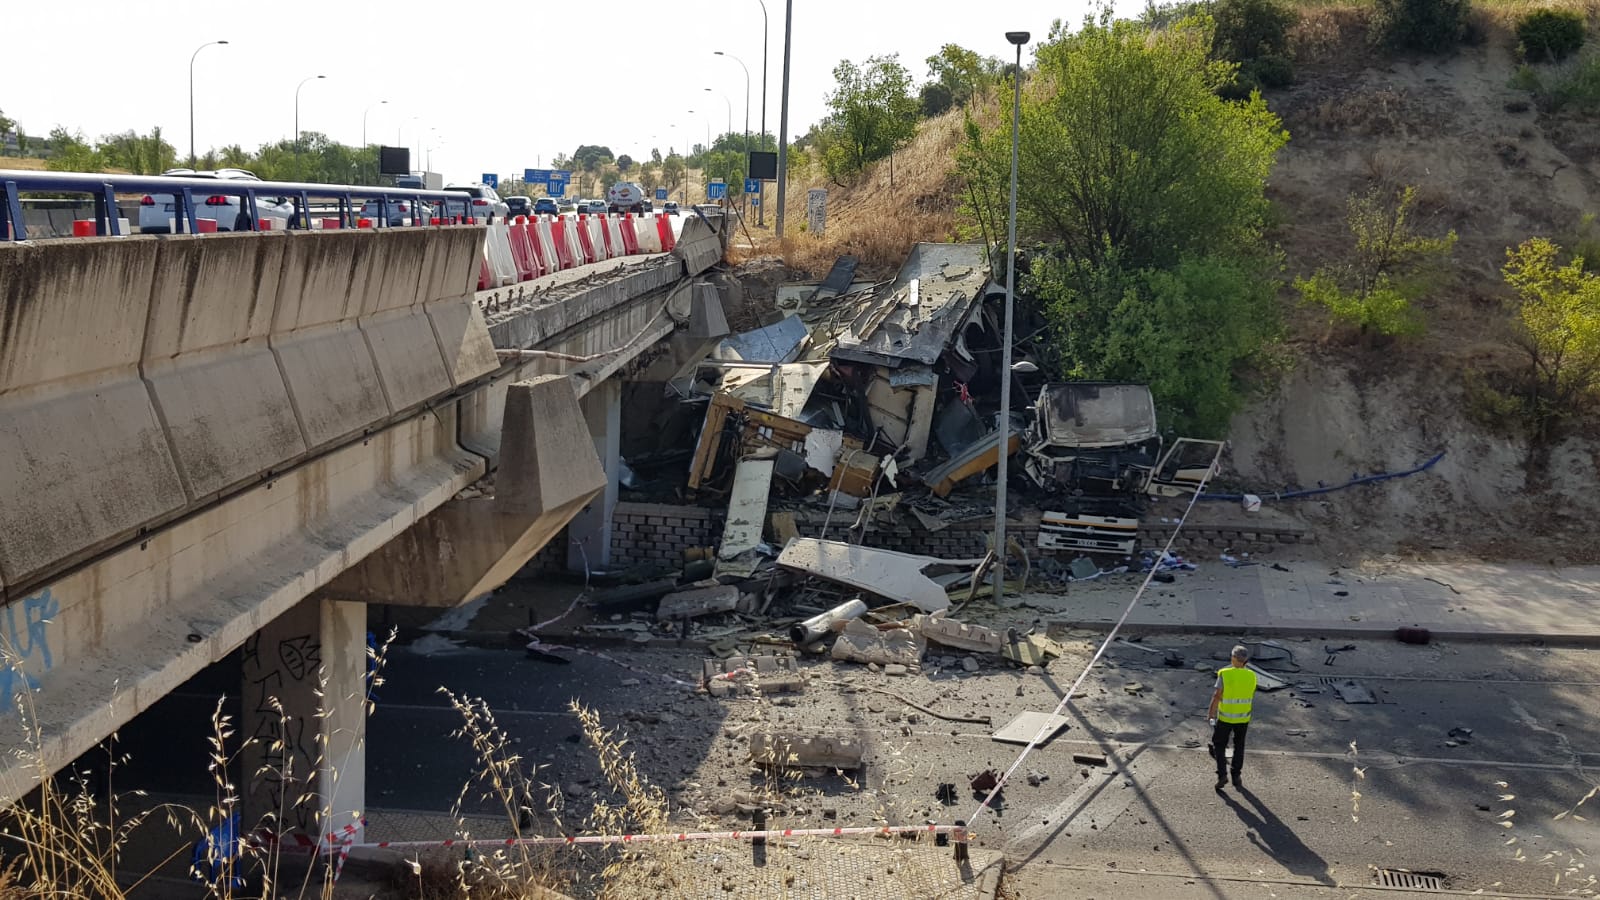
left=751, top=0, right=769, bottom=225
left=713, top=52, right=751, bottom=154
left=293, top=74, right=326, bottom=146
left=774, top=0, right=793, bottom=238
left=189, top=40, right=228, bottom=166
left=362, top=100, right=387, bottom=182
left=991, top=30, right=1030, bottom=607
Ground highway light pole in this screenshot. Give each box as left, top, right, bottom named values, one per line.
left=188, top=40, right=228, bottom=167
left=362, top=100, right=387, bottom=182
left=992, top=30, right=1029, bottom=607
left=294, top=74, right=326, bottom=148
left=774, top=0, right=792, bottom=238
left=753, top=0, right=768, bottom=226
left=713, top=52, right=751, bottom=154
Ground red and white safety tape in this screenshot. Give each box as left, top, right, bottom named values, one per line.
left=280, top=822, right=965, bottom=856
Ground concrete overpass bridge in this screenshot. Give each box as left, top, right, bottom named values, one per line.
left=0, top=170, right=729, bottom=841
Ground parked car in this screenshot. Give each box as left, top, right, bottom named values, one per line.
left=662, top=201, right=680, bottom=216
left=138, top=168, right=296, bottom=233
left=358, top=198, right=433, bottom=226
left=533, top=197, right=560, bottom=216
left=556, top=198, right=577, bottom=214
left=582, top=199, right=607, bottom=215
left=504, top=196, right=535, bottom=219
left=440, top=183, right=509, bottom=222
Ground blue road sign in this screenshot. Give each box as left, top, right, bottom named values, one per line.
left=707, top=180, right=727, bottom=200
left=655, top=188, right=669, bottom=201
left=744, top=178, right=759, bottom=194
left=548, top=182, right=566, bottom=198
left=548, top=170, right=571, bottom=184
left=525, top=168, right=552, bottom=184
left=482, top=173, right=498, bottom=189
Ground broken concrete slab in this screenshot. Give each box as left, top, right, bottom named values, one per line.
left=1247, top=663, right=1290, bottom=692
left=1334, top=680, right=1378, bottom=704
left=749, top=732, right=864, bottom=771
left=590, top=577, right=679, bottom=612
left=831, top=619, right=924, bottom=668
left=704, top=654, right=803, bottom=696
left=716, top=457, right=775, bottom=565
left=712, top=314, right=810, bottom=364
left=777, top=538, right=984, bottom=613
left=656, top=584, right=740, bottom=621
left=992, top=711, right=1071, bottom=746
left=1000, top=632, right=1063, bottom=667
left=913, top=615, right=1004, bottom=654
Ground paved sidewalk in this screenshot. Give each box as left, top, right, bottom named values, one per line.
left=1016, top=560, right=1600, bottom=643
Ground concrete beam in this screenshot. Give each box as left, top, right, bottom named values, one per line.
left=485, top=256, right=681, bottom=350
left=673, top=212, right=728, bottom=276
left=323, top=375, right=605, bottom=607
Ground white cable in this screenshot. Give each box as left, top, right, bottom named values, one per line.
left=966, top=444, right=1223, bottom=822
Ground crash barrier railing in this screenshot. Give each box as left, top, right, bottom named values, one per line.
left=474, top=210, right=677, bottom=290
left=0, top=169, right=472, bottom=240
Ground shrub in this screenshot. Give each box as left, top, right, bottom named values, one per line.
left=1213, top=0, right=1295, bottom=62
left=1517, top=9, right=1585, bottom=63
left=1371, top=0, right=1472, bottom=53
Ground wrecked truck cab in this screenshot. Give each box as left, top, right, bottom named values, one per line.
left=1022, top=382, right=1163, bottom=516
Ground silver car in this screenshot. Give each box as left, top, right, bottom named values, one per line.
left=440, top=183, right=509, bottom=222
left=138, top=168, right=295, bottom=233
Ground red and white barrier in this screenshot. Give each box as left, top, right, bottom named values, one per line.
left=656, top=214, right=676, bottom=252
left=484, top=222, right=518, bottom=287
left=633, top=214, right=661, bottom=253
left=532, top=217, right=559, bottom=273
left=507, top=219, right=538, bottom=281
left=604, top=215, right=627, bottom=257
left=620, top=214, right=641, bottom=255
left=575, top=215, right=598, bottom=264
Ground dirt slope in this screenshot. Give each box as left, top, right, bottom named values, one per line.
left=757, top=26, right=1600, bottom=563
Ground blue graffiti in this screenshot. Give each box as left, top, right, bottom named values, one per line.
left=0, top=589, right=60, bottom=702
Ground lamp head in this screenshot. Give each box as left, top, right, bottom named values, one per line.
left=217, top=40, right=230, bottom=45
left=1005, top=31, right=1030, bottom=46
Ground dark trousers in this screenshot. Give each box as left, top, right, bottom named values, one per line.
left=1212, top=720, right=1249, bottom=777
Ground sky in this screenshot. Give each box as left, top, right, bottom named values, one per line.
left=4, top=0, right=1124, bottom=185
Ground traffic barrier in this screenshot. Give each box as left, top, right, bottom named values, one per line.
left=71, top=220, right=95, bottom=237
left=196, top=218, right=220, bottom=233
left=525, top=218, right=548, bottom=276
left=656, top=214, right=676, bottom=252
left=619, top=214, right=640, bottom=255
left=598, top=214, right=617, bottom=258
left=604, top=215, right=626, bottom=256
left=506, top=221, right=538, bottom=282
left=550, top=218, right=575, bottom=270
left=562, top=216, right=585, bottom=268
left=575, top=215, right=598, bottom=265
left=258, top=218, right=275, bottom=230
left=534, top=217, right=559, bottom=273
left=318, top=218, right=340, bottom=231
left=478, top=256, right=493, bottom=291
left=633, top=215, right=661, bottom=253
left=483, top=222, right=518, bottom=287
left=587, top=215, right=607, bottom=261
left=357, top=218, right=375, bottom=229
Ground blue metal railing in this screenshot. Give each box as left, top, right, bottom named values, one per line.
left=0, top=169, right=473, bottom=241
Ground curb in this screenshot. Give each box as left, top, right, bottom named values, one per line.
left=1045, top=619, right=1600, bottom=648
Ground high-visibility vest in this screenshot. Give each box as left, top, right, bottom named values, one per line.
left=1217, top=666, right=1257, bottom=724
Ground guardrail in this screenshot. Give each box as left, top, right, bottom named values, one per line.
left=0, top=169, right=471, bottom=240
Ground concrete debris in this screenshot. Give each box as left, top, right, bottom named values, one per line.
left=750, top=732, right=864, bottom=771
left=777, top=538, right=984, bottom=613
left=1000, top=631, right=1063, bottom=667
left=703, top=654, right=803, bottom=696
left=830, top=619, right=924, bottom=668
left=992, top=710, right=1071, bottom=746
left=1072, top=753, right=1109, bottom=767
left=1026, top=770, right=1049, bottom=787
left=1246, top=664, right=1290, bottom=692
left=1334, top=680, right=1378, bottom=704
left=656, top=583, right=740, bottom=621
left=961, top=657, right=981, bottom=673
left=591, top=578, right=679, bottom=612
left=921, top=427, right=1021, bottom=499
left=913, top=614, right=1005, bottom=653
left=969, top=770, right=1001, bottom=793
left=716, top=458, right=775, bottom=565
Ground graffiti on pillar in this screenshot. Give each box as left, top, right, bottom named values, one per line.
left=0, top=589, right=61, bottom=710
left=241, top=631, right=322, bottom=833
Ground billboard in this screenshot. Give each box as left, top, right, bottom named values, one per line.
left=748, top=151, right=777, bottom=181
left=378, top=146, right=410, bottom=176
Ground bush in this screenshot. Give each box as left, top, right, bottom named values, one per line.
left=1517, top=9, right=1585, bottom=63
left=1371, top=0, right=1472, bottom=52
left=1213, top=0, right=1295, bottom=61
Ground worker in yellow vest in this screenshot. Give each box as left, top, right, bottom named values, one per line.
left=1207, top=644, right=1258, bottom=791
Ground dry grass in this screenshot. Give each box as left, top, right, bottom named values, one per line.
left=0, top=158, right=48, bottom=171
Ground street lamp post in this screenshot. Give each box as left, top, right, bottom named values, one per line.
left=362, top=100, right=387, bottom=182
left=991, top=30, right=1030, bottom=607
left=713, top=52, right=751, bottom=154
left=775, top=0, right=793, bottom=238
left=753, top=0, right=769, bottom=226
left=188, top=40, right=228, bottom=167
left=293, top=74, right=326, bottom=147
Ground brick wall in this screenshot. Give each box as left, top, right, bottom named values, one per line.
left=609, top=502, right=724, bottom=566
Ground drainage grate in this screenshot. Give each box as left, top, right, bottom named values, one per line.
left=1373, top=868, right=1445, bottom=890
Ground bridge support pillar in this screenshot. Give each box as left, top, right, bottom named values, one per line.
left=242, top=595, right=369, bottom=848
left=567, top=379, right=622, bottom=573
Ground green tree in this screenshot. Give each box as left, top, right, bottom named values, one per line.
left=661, top=152, right=686, bottom=194
left=1295, top=186, right=1457, bottom=338
left=816, top=54, right=920, bottom=185
left=45, top=127, right=103, bottom=171
left=959, top=11, right=1289, bottom=435
left=617, top=153, right=634, bottom=173
left=98, top=127, right=177, bottom=175
left=925, top=44, right=997, bottom=110
left=1500, top=237, right=1600, bottom=431
left=651, top=147, right=663, bottom=165
left=961, top=12, right=1285, bottom=268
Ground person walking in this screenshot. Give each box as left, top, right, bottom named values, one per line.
left=1208, top=644, right=1258, bottom=790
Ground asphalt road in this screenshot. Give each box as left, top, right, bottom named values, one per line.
left=106, top=630, right=1600, bottom=898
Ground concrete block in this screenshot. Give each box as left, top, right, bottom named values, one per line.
left=271, top=323, right=391, bottom=449
left=749, top=732, right=864, bottom=771
left=142, top=235, right=305, bottom=497
left=656, top=584, right=739, bottom=621
left=425, top=297, right=499, bottom=387
left=361, top=308, right=454, bottom=413
left=0, top=239, right=188, bottom=585
left=913, top=614, right=1005, bottom=653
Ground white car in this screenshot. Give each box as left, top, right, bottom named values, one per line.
left=138, top=168, right=296, bottom=233
left=440, top=183, right=509, bottom=222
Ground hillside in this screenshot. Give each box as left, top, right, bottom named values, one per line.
left=752, top=13, right=1600, bottom=564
